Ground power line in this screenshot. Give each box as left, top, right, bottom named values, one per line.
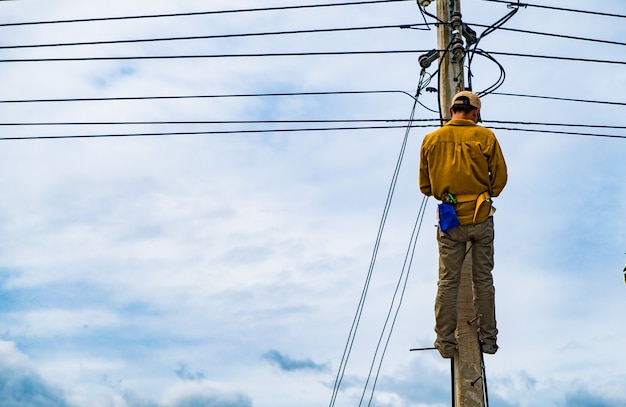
left=2, top=21, right=620, bottom=50
left=1, top=124, right=622, bottom=141
left=1, top=23, right=620, bottom=50
left=0, top=49, right=622, bottom=65
left=0, top=50, right=430, bottom=63
left=480, top=0, right=626, bottom=19
left=0, top=119, right=622, bottom=129
left=469, top=23, right=626, bottom=47
left=486, top=120, right=626, bottom=130
left=0, top=24, right=428, bottom=50
left=490, top=127, right=625, bottom=139
left=0, top=125, right=440, bottom=141
left=0, top=119, right=438, bottom=126
left=491, top=92, right=625, bottom=106
left=0, top=90, right=420, bottom=104
left=483, top=50, right=625, bottom=65
left=0, top=0, right=414, bottom=27
left=0, top=90, right=621, bottom=107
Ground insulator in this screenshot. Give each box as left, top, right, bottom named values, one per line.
left=463, top=24, right=477, bottom=46
left=450, top=37, right=465, bottom=62
left=419, top=49, right=439, bottom=69
left=450, top=12, right=463, bottom=31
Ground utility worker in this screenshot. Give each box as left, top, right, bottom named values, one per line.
left=419, top=91, right=507, bottom=358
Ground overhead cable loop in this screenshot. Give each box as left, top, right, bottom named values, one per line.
left=0, top=0, right=415, bottom=27
left=474, top=1, right=520, bottom=40
left=480, top=0, right=626, bottom=19
left=0, top=24, right=431, bottom=50
left=472, top=50, right=506, bottom=97
left=466, top=2, right=519, bottom=92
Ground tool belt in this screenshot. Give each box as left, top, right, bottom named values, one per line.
left=455, top=191, right=492, bottom=223
left=441, top=191, right=492, bottom=224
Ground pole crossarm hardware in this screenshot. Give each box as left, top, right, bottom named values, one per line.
left=436, top=0, right=465, bottom=123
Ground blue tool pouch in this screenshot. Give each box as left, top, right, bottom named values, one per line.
left=438, top=202, right=460, bottom=232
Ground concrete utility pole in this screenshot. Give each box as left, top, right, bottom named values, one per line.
left=436, top=0, right=465, bottom=122
left=435, top=0, right=486, bottom=405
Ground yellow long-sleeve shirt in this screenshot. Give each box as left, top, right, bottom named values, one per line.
left=419, top=119, right=508, bottom=225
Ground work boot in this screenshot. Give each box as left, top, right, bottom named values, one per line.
left=481, top=342, right=498, bottom=355
left=434, top=340, right=456, bottom=359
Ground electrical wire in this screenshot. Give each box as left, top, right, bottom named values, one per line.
left=417, top=1, right=445, bottom=24
left=359, top=74, right=433, bottom=407
left=0, top=49, right=433, bottom=63
left=0, top=125, right=441, bottom=141
left=362, top=195, right=429, bottom=407
left=0, top=90, right=622, bottom=107
left=0, top=23, right=430, bottom=50
left=484, top=120, right=626, bottom=130
left=485, top=50, right=625, bottom=65
left=491, top=92, right=625, bottom=106
left=472, top=50, right=506, bottom=97
left=414, top=1, right=434, bottom=31
left=434, top=37, right=458, bottom=125
left=356, top=100, right=420, bottom=407
left=328, top=71, right=430, bottom=407
left=0, top=0, right=415, bottom=27
left=2, top=21, right=620, bottom=50
left=0, top=90, right=420, bottom=104
left=0, top=50, right=621, bottom=65
left=488, top=126, right=625, bottom=139
left=468, top=23, right=626, bottom=47
left=1, top=124, right=621, bottom=141
left=466, top=2, right=519, bottom=93
left=0, top=119, right=621, bottom=130
left=480, top=0, right=626, bottom=19
left=0, top=119, right=440, bottom=126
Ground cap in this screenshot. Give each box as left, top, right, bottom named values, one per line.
left=451, top=91, right=482, bottom=122
left=451, top=91, right=481, bottom=110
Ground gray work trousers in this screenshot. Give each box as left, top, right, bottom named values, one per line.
left=434, top=216, right=497, bottom=353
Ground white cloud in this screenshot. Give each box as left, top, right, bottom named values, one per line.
left=0, top=341, right=72, bottom=406
left=3, top=308, right=120, bottom=337
left=161, top=381, right=251, bottom=407
left=0, top=1, right=623, bottom=406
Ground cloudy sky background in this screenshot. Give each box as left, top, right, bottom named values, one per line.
left=0, top=0, right=624, bottom=406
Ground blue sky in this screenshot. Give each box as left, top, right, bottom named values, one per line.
left=0, top=0, right=624, bottom=406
